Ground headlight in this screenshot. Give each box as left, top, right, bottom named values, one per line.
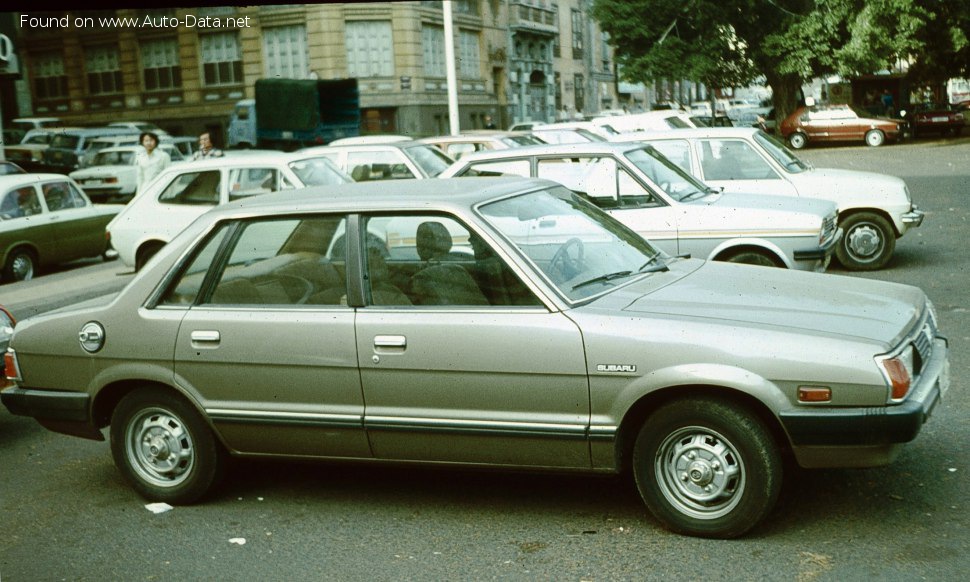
left=876, top=345, right=914, bottom=402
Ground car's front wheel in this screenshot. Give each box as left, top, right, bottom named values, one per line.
left=836, top=212, right=895, bottom=271
left=721, top=249, right=783, bottom=268
left=787, top=132, right=807, bottom=149
left=110, top=387, right=226, bottom=504
left=865, top=129, right=886, bottom=147
left=632, top=398, right=781, bottom=538
left=3, top=247, right=37, bottom=282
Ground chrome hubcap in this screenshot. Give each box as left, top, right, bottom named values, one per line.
left=126, top=408, right=194, bottom=487
left=847, top=224, right=882, bottom=259
left=656, top=427, right=744, bottom=519
left=12, top=255, right=33, bottom=280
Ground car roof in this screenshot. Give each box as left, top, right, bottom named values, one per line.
left=53, top=127, right=141, bottom=136
left=0, top=173, right=80, bottom=188
left=446, top=141, right=646, bottom=164
left=609, top=127, right=763, bottom=141
left=211, top=177, right=551, bottom=218
left=300, top=141, right=425, bottom=153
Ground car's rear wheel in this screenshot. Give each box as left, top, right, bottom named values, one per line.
left=836, top=212, right=895, bottom=271
left=787, top=132, right=807, bottom=149
left=110, top=387, right=226, bottom=504
left=632, top=398, right=781, bottom=539
left=721, top=249, right=783, bottom=268
left=865, top=129, right=886, bottom=147
left=3, top=247, right=37, bottom=282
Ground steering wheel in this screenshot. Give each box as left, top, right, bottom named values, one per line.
left=549, top=237, right=585, bottom=282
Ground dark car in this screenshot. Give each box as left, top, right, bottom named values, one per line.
left=780, top=104, right=903, bottom=149
left=903, top=102, right=965, bottom=138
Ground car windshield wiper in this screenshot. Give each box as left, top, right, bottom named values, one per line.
left=571, top=270, right=634, bottom=291
left=638, top=254, right=670, bottom=273
left=679, top=189, right=710, bottom=202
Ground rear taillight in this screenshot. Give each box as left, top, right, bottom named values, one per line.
left=4, top=349, right=22, bottom=382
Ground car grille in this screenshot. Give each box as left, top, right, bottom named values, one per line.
left=821, top=213, right=838, bottom=243
left=911, top=316, right=937, bottom=378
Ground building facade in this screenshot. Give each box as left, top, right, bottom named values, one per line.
left=8, top=1, right=616, bottom=144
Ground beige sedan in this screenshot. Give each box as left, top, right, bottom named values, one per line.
left=2, top=178, right=949, bottom=539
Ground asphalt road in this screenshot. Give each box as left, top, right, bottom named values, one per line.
left=1, top=138, right=968, bottom=580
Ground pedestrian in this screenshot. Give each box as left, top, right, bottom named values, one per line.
left=135, top=131, right=171, bottom=193
left=483, top=115, right=497, bottom=130
left=193, top=131, right=224, bottom=160
left=881, top=90, right=894, bottom=117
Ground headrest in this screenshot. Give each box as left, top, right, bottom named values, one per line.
left=416, top=221, right=452, bottom=261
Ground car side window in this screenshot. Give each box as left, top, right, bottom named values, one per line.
left=361, top=214, right=540, bottom=307
left=698, top=139, right=780, bottom=181
left=228, top=167, right=281, bottom=200
left=43, top=182, right=87, bottom=211
left=347, top=151, right=414, bottom=181
left=205, top=217, right=349, bottom=307
left=0, top=187, right=41, bottom=219
left=158, top=170, right=222, bottom=205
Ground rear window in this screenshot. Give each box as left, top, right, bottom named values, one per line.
left=50, top=135, right=80, bottom=149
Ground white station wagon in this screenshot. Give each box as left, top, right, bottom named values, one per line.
left=440, top=142, right=841, bottom=272
left=108, top=153, right=351, bottom=270
left=610, top=127, right=924, bottom=270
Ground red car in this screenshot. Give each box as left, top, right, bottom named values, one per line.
left=904, top=102, right=965, bottom=138
left=780, top=104, right=903, bottom=149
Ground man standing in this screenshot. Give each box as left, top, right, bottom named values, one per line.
left=483, top=115, right=497, bottom=129
left=193, top=132, right=224, bottom=160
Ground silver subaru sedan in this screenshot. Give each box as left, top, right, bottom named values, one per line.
left=2, top=177, right=949, bottom=539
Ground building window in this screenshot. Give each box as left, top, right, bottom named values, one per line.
left=422, top=25, right=446, bottom=78
left=33, top=52, right=68, bottom=100
left=200, top=32, right=244, bottom=86
left=86, top=46, right=124, bottom=95
left=571, top=9, right=584, bottom=60
left=574, top=73, right=585, bottom=112
left=141, top=38, right=181, bottom=91
left=459, top=30, right=480, bottom=79
left=346, top=21, right=393, bottom=78
left=263, top=25, right=309, bottom=79
left=601, top=32, right=611, bottom=71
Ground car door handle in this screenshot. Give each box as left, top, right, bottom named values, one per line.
left=191, top=330, right=221, bottom=343
left=374, top=335, right=406, bottom=349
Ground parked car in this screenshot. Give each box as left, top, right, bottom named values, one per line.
left=420, top=131, right=544, bottom=159
left=0, top=177, right=949, bottom=539
left=529, top=125, right=610, bottom=144
left=0, top=162, right=26, bottom=176
left=735, top=107, right=776, bottom=133
left=108, top=121, right=168, bottom=135
left=507, top=121, right=546, bottom=131
left=0, top=304, right=13, bottom=388
left=901, top=102, right=964, bottom=138
left=300, top=140, right=454, bottom=181
left=69, top=144, right=185, bottom=203
left=107, top=152, right=351, bottom=270
left=780, top=104, right=903, bottom=149
left=3, top=127, right=83, bottom=172
left=439, top=142, right=841, bottom=272
left=530, top=120, right=617, bottom=140
left=41, top=127, right=140, bottom=174
left=689, top=115, right=734, bottom=128
left=611, top=127, right=924, bottom=270
left=592, top=110, right=697, bottom=134
left=7, top=117, right=62, bottom=144
left=0, top=174, right=121, bottom=282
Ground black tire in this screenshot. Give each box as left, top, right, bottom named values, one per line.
left=835, top=212, right=895, bottom=271
left=864, top=129, right=885, bottom=147
left=135, top=242, right=164, bottom=272
left=3, top=247, right=38, bottom=282
left=110, top=387, right=226, bottom=504
left=787, top=132, right=807, bottom=150
left=632, top=398, right=781, bottom=539
left=721, top=249, right=783, bottom=268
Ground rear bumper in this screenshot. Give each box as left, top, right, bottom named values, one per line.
left=1, top=385, right=104, bottom=440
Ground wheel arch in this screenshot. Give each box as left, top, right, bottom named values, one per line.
left=709, top=241, right=789, bottom=268
left=837, top=207, right=901, bottom=238
left=2, top=241, right=42, bottom=268
left=613, top=384, right=792, bottom=475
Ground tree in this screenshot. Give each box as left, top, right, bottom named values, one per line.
left=591, top=0, right=966, bottom=122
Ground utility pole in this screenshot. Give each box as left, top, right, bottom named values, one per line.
left=443, top=1, right=460, bottom=135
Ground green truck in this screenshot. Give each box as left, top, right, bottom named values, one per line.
left=254, top=78, right=360, bottom=150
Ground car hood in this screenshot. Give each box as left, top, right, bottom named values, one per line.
left=70, top=166, right=132, bottom=178
left=616, top=259, right=921, bottom=344
left=704, top=191, right=835, bottom=217
left=788, top=168, right=908, bottom=204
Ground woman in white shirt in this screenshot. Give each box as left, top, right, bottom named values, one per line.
left=135, top=131, right=171, bottom=193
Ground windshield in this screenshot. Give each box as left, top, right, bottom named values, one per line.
left=24, top=134, right=51, bottom=145
left=624, top=146, right=710, bottom=202
left=93, top=151, right=135, bottom=166
left=753, top=131, right=810, bottom=173
left=50, top=135, right=80, bottom=149
left=478, top=185, right=665, bottom=302
left=288, top=156, right=353, bottom=186
left=403, top=144, right=454, bottom=177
